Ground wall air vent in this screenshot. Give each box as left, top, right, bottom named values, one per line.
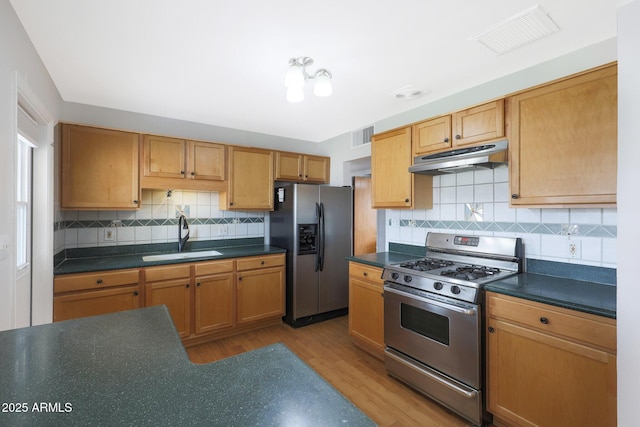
left=352, top=125, right=374, bottom=148
left=470, top=5, right=560, bottom=55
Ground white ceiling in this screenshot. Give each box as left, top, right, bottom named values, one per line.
left=10, top=0, right=620, bottom=142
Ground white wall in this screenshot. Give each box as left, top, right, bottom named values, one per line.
left=0, top=0, right=62, bottom=331
left=616, top=1, right=640, bottom=424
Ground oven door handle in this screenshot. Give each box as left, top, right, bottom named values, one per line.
left=384, top=285, right=477, bottom=316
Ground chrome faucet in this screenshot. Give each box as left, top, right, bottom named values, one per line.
left=178, top=214, right=190, bottom=252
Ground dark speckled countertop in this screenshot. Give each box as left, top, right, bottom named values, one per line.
left=54, top=238, right=286, bottom=275
left=0, top=306, right=374, bottom=426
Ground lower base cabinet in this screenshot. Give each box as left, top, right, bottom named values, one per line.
left=348, top=262, right=385, bottom=359
left=236, top=255, right=285, bottom=324
left=194, top=260, right=235, bottom=335
left=144, top=264, right=192, bottom=338
left=486, top=292, right=617, bottom=427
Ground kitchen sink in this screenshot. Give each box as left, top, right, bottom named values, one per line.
left=142, top=250, right=222, bottom=262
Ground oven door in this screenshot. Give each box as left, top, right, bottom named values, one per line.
left=383, top=283, right=481, bottom=389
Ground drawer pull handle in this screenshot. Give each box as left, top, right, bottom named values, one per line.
left=96, top=279, right=103, bottom=284
left=540, top=317, right=549, bottom=324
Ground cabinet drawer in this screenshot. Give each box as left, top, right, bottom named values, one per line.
left=487, top=293, right=616, bottom=352
left=194, top=259, right=234, bottom=276
left=348, top=262, right=383, bottom=286
left=236, top=254, right=284, bottom=271
left=144, top=264, right=191, bottom=282
left=54, top=269, right=140, bottom=293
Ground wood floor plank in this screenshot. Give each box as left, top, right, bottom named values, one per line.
left=186, top=315, right=471, bottom=427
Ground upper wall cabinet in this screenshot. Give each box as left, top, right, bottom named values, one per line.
left=274, top=151, right=330, bottom=183
left=371, top=126, right=432, bottom=209
left=221, top=146, right=274, bottom=210
left=412, top=99, right=505, bottom=157
left=141, top=135, right=226, bottom=190
left=60, top=124, right=141, bottom=210
left=508, top=63, right=617, bottom=207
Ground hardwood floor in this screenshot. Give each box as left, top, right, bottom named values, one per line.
left=186, top=315, right=472, bottom=427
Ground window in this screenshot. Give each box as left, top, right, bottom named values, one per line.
left=17, top=133, right=34, bottom=271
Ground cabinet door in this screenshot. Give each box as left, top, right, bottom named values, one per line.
left=487, top=318, right=616, bottom=427
left=509, top=64, right=617, bottom=206
left=53, top=285, right=141, bottom=322
left=372, top=127, right=433, bottom=209
left=274, top=151, right=303, bottom=181
left=145, top=279, right=192, bottom=338
left=349, top=277, right=384, bottom=354
left=304, top=155, right=330, bottom=183
left=452, top=99, right=504, bottom=147
left=225, top=146, right=274, bottom=210
left=142, top=135, right=187, bottom=179
left=412, top=116, right=452, bottom=156
left=188, top=141, right=225, bottom=181
left=236, top=266, right=284, bottom=324
left=194, top=273, right=234, bottom=334
left=60, top=124, right=140, bottom=210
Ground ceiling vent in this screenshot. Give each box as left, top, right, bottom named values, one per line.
left=352, top=125, right=374, bottom=148
left=469, top=5, right=560, bottom=55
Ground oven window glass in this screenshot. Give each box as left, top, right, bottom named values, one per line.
left=400, top=303, right=450, bottom=345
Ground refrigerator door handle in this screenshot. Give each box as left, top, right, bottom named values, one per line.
left=315, top=202, right=321, bottom=272
left=319, top=202, right=325, bottom=271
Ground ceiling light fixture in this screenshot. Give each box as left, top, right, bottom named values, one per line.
left=284, top=57, right=333, bottom=103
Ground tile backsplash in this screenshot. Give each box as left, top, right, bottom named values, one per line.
left=384, top=166, right=617, bottom=268
left=54, top=190, right=265, bottom=253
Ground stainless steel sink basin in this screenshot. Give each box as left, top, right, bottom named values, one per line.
left=142, top=250, right=222, bottom=262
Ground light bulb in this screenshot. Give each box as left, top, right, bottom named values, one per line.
left=286, top=86, right=304, bottom=103
left=284, top=64, right=305, bottom=88
left=313, top=71, right=332, bottom=97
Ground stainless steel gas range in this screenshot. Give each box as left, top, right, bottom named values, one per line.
left=382, top=232, right=523, bottom=426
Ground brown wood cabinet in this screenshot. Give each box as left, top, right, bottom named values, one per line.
left=348, top=262, right=384, bottom=359
left=508, top=63, right=617, bottom=207
left=486, top=292, right=617, bottom=427
left=371, top=126, right=432, bottom=209
left=144, top=264, right=192, bottom=338
left=53, top=269, right=142, bottom=321
left=221, top=146, right=274, bottom=210
left=60, top=124, right=140, bottom=210
left=412, top=100, right=505, bottom=157
left=274, top=151, right=330, bottom=183
left=236, top=254, right=285, bottom=324
left=141, top=134, right=226, bottom=190
left=194, top=259, right=235, bottom=335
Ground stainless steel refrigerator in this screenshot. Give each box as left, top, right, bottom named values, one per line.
left=269, top=182, right=352, bottom=327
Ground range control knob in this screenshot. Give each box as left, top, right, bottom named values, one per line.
left=433, top=282, right=444, bottom=291
left=403, top=275, right=413, bottom=283
left=450, top=285, right=461, bottom=295
left=391, top=272, right=399, bottom=280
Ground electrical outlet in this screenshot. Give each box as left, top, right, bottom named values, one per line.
left=104, top=228, right=115, bottom=241
left=567, top=240, right=581, bottom=258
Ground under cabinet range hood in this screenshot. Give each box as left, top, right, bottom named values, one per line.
left=409, top=140, right=508, bottom=175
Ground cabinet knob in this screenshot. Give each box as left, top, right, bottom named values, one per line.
left=190, top=172, right=196, bottom=176
left=133, top=200, right=139, bottom=204
left=230, top=202, right=234, bottom=206
left=96, top=279, right=103, bottom=284
left=540, top=317, right=549, bottom=324
left=488, top=326, right=495, bottom=333
left=404, top=198, right=410, bottom=203
left=455, top=134, right=461, bottom=140
left=238, top=276, right=242, bottom=281
left=444, top=137, right=449, bottom=143
left=511, top=194, right=519, bottom=199
left=180, top=171, right=185, bottom=175
left=363, top=272, right=368, bottom=277
left=133, top=291, right=139, bottom=296
left=186, top=284, right=190, bottom=288
left=261, top=260, right=265, bottom=265
left=196, top=282, right=201, bottom=287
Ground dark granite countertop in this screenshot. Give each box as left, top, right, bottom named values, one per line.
left=485, top=273, right=616, bottom=319
left=0, top=306, right=374, bottom=426
left=346, top=251, right=423, bottom=269
left=54, top=239, right=286, bottom=275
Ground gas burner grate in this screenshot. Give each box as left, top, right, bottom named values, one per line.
left=399, top=258, right=455, bottom=272
left=440, top=265, right=501, bottom=281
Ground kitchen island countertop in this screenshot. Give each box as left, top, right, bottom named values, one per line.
left=0, top=306, right=374, bottom=426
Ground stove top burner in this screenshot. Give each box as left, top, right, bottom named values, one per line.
left=399, top=258, right=455, bottom=271
left=439, top=265, right=501, bottom=281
